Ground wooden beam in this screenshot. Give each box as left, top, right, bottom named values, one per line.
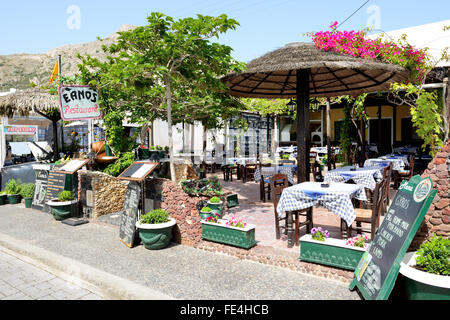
left=296, top=69, right=310, bottom=183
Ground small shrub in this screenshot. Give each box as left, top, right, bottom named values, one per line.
left=415, top=234, right=449, bottom=276
left=103, top=152, right=135, bottom=177
left=201, top=207, right=212, bottom=213
left=5, top=179, right=21, bottom=195
left=20, top=183, right=35, bottom=198
left=58, top=191, right=73, bottom=202
left=140, top=209, right=170, bottom=224
left=209, top=196, right=221, bottom=203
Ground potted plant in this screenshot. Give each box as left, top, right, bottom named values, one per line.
left=199, top=206, right=214, bottom=220
left=164, top=145, right=169, bottom=154
left=201, top=215, right=257, bottom=249
left=20, top=183, right=35, bottom=208
left=47, top=190, right=77, bottom=221
left=399, top=234, right=450, bottom=300
left=0, top=191, right=7, bottom=205
left=135, top=209, right=176, bottom=250
left=4, top=179, right=22, bottom=204
left=299, top=228, right=367, bottom=271
left=207, top=196, right=223, bottom=216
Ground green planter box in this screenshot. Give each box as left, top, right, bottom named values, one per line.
left=201, top=219, right=257, bottom=249
left=24, top=197, right=32, bottom=208
left=299, top=234, right=366, bottom=271
left=136, top=218, right=176, bottom=250
left=226, top=194, right=239, bottom=208
left=7, top=194, right=20, bottom=204
left=0, top=194, right=7, bottom=205
left=399, top=252, right=450, bottom=300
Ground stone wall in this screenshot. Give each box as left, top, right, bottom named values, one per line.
left=412, top=140, right=450, bottom=249
left=78, top=170, right=129, bottom=219
left=148, top=178, right=208, bottom=246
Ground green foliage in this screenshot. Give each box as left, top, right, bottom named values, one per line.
left=140, top=209, right=170, bottom=224
left=281, top=154, right=290, bottom=160
left=58, top=190, right=73, bottom=202
left=4, top=179, right=22, bottom=195
left=181, top=176, right=224, bottom=197
left=201, top=206, right=212, bottom=213
left=20, top=183, right=35, bottom=198
left=415, top=234, right=450, bottom=276
left=209, top=196, right=221, bottom=203
left=391, top=83, right=444, bottom=156
left=103, top=152, right=135, bottom=177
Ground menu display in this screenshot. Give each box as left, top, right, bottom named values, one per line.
left=118, top=162, right=159, bottom=181
left=119, top=181, right=141, bottom=248
left=44, top=171, right=67, bottom=208
left=350, top=175, right=436, bottom=300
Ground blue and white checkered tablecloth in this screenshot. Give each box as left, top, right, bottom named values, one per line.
left=325, top=166, right=383, bottom=191
left=364, top=158, right=405, bottom=171
left=276, top=182, right=366, bottom=227
left=226, top=157, right=257, bottom=165
left=254, top=166, right=296, bottom=184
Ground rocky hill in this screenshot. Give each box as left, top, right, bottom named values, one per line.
left=0, top=24, right=136, bottom=91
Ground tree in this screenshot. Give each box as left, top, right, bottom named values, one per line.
left=77, top=12, right=245, bottom=181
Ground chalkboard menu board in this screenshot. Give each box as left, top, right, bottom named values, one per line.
left=119, top=181, right=141, bottom=248
left=118, top=162, right=159, bottom=181
left=350, top=175, right=436, bottom=300
left=32, top=169, right=51, bottom=210
left=45, top=171, right=67, bottom=205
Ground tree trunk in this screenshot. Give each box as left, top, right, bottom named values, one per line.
left=165, top=75, right=176, bottom=182
left=202, top=124, right=207, bottom=172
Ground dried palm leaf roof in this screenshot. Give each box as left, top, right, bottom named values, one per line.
left=223, top=42, right=410, bottom=98
left=0, top=87, right=60, bottom=118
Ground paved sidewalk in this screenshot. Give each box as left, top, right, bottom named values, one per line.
left=0, top=204, right=361, bottom=300
left=0, top=249, right=102, bottom=300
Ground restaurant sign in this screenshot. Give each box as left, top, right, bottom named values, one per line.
left=58, top=85, right=102, bottom=121
left=4, top=125, right=37, bottom=135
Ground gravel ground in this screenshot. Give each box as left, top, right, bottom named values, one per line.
left=0, top=204, right=361, bottom=300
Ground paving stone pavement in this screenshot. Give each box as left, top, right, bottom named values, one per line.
left=0, top=249, right=103, bottom=300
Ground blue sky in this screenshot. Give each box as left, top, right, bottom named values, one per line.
left=1, top=0, right=449, bottom=62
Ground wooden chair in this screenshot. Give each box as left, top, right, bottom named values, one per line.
left=242, top=162, right=257, bottom=183
left=312, top=161, right=324, bottom=182
left=328, top=147, right=337, bottom=170
left=382, top=163, right=393, bottom=213
left=394, top=156, right=414, bottom=189
left=222, top=164, right=238, bottom=181
left=259, top=162, right=273, bottom=202
left=270, top=174, right=313, bottom=245
left=309, top=152, right=317, bottom=173
left=347, top=179, right=386, bottom=240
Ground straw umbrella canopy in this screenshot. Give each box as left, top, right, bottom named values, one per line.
left=0, top=87, right=61, bottom=161
left=222, top=42, right=410, bottom=182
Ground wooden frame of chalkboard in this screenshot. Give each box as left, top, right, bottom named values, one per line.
left=349, top=175, right=437, bottom=300
left=119, top=181, right=141, bottom=248
left=118, top=161, right=159, bottom=182
left=55, top=159, right=89, bottom=174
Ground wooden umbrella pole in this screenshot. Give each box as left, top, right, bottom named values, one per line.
left=296, top=68, right=310, bottom=183
left=326, top=98, right=332, bottom=171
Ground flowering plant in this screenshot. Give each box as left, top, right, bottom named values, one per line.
left=311, top=227, right=329, bottom=241
left=311, top=21, right=430, bottom=84
left=346, top=235, right=369, bottom=248
left=204, top=215, right=219, bottom=223
left=225, top=216, right=247, bottom=228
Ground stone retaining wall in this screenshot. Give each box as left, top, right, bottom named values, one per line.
left=77, top=170, right=129, bottom=219
left=413, top=140, right=450, bottom=249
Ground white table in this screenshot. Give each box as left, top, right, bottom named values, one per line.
left=364, top=158, right=405, bottom=171
left=226, top=157, right=257, bottom=165
left=254, top=165, right=297, bottom=184
left=325, top=166, right=383, bottom=191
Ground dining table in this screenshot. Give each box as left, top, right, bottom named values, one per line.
left=324, top=165, right=383, bottom=191
left=276, top=181, right=367, bottom=247
left=254, top=165, right=296, bottom=185
left=364, top=156, right=406, bottom=171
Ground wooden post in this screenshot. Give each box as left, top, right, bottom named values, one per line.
left=378, top=104, right=382, bottom=155
left=296, top=69, right=310, bottom=183
left=392, top=105, right=397, bottom=149
left=326, top=98, right=331, bottom=171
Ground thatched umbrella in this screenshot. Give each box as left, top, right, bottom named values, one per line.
left=223, top=42, right=410, bottom=182
left=0, top=87, right=61, bottom=161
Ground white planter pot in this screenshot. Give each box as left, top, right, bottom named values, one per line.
left=47, top=199, right=78, bottom=207
left=135, top=218, right=177, bottom=230
left=135, top=218, right=177, bottom=250
left=399, top=252, right=450, bottom=300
